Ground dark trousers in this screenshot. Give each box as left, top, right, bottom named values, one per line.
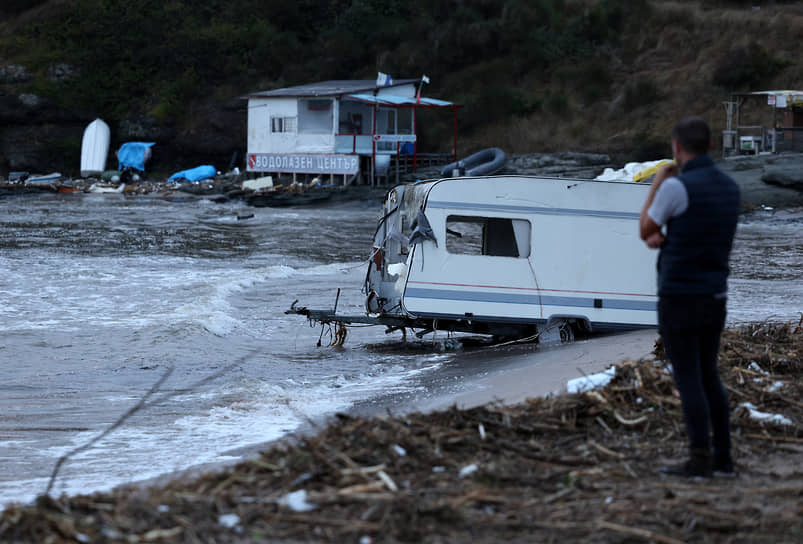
left=658, top=295, right=730, bottom=459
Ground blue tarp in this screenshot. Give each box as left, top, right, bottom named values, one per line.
left=117, top=142, right=155, bottom=171
left=168, top=165, right=217, bottom=183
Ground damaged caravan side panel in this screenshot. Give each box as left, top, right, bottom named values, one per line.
left=396, top=176, right=657, bottom=333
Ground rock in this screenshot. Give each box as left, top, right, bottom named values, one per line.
left=18, top=93, right=40, bottom=107
left=553, top=151, right=612, bottom=165
left=762, top=166, right=803, bottom=191
left=0, top=64, right=30, bottom=83
left=0, top=93, right=85, bottom=123
left=726, top=157, right=764, bottom=171
left=47, top=63, right=78, bottom=82
left=504, top=153, right=613, bottom=177
left=118, top=116, right=168, bottom=140
left=0, top=122, right=85, bottom=171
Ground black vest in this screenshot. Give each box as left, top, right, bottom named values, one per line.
left=658, top=155, right=740, bottom=296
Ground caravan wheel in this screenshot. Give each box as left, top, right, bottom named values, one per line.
left=559, top=322, right=575, bottom=343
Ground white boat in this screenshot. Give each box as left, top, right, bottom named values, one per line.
left=289, top=175, right=657, bottom=341
left=25, top=172, right=62, bottom=185
left=80, top=118, right=110, bottom=177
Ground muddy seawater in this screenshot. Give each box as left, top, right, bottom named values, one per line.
left=0, top=193, right=800, bottom=507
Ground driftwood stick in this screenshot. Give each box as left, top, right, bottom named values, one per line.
left=687, top=505, right=760, bottom=525
left=340, top=464, right=386, bottom=477
left=620, top=460, right=639, bottom=479
left=740, top=485, right=803, bottom=495
left=597, top=519, right=686, bottom=544
left=596, top=416, right=613, bottom=434
left=453, top=489, right=513, bottom=507
left=613, top=410, right=648, bottom=426
left=278, top=514, right=380, bottom=531
left=44, top=350, right=259, bottom=497
left=771, top=392, right=803, bottom=409
left=743, top=433, right=803, bottom=444
left=45, top=366, right=174, bottom=496
left=539, top=486, right=574, bottom=505
left=377, top=470, right=398, bottom=492
left=338, top=481, right=386, bottom=495
left=588, top=439, right=624, bottom=459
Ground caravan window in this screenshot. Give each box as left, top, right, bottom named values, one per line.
left=446, top=216, right=531, bottom=258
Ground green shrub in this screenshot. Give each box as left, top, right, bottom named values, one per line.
left=623, top=77, right=661, bottom=112
left=712, top=44, right=790, bottom=90
left=632, top=135, right=671, bottom=162
left=546, top=92, right=569, bottom=114
left=462, top=85, right=535, bottom=130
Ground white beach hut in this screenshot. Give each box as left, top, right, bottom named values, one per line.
left=244, top=76, right=458, bottom=184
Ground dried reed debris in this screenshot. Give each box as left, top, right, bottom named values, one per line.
left=1, top=321, right=801, bottom=543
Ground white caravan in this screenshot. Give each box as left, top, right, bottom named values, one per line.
left=290, top=175, right=657, bottom=341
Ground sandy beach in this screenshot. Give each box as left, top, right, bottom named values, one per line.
left=418, top=330, right=659, bottom=412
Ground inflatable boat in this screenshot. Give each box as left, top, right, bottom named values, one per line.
left=440, top=147, right=506, bottom=177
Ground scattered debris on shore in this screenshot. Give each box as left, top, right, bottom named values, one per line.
left=3, top=151, right=803, bottom=209
left=1, top=320, right=800, bottom=543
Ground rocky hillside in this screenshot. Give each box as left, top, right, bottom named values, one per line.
left=1, top=0, right=801, bottom=177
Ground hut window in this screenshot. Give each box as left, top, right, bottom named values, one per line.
left=271, top=116, right=297, bottom=133
left=446, top=216, right=531, bottom=258
left=298, top=99, right=333, bottom=134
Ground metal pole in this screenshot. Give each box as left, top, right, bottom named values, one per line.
left=372, top=102, right=377, bottom=186
left=413, top=105, right=418, bottom=170
left=453, top=106, right=458, bottom=162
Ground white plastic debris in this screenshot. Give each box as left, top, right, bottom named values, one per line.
left=738, top=402, right=793, bottom=426
left=387, top=262, right=407, bottom=278
left=218, top=514, right=240, bottom=529
left=378, top=470, right=398, bottom=492
left=432, top=466, right=446, bottom=473
left=157, top=504, right=170, bottom=513
left=768, top=381, right=785, bottom=392
left=101, top=528, right=123, bottom=539
left=567, top=367, right=617, bottom=393
left=242, top=175, right=273, bottom=191
left=393, top=444, right=407, bottom=456
left=279, top=489, right=316, bottom=512
left=594, top=159, right=671, bottom=182
left=478, top=423, right=486, bottom=440
left=748, top=361, right=769, bottom=375
left=459, top=463, right=478, bottom=478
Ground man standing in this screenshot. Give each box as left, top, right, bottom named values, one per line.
left=639, top=116, right=741, bottom=477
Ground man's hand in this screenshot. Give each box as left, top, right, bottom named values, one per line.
left=653, top=162, right=678, bottom=186
left=645, top=231, right=665, bottom=248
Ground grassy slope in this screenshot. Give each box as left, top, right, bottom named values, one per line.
left=1, top=0, right=801, bottom=167
left=469, top=0, right=803, bottom=159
